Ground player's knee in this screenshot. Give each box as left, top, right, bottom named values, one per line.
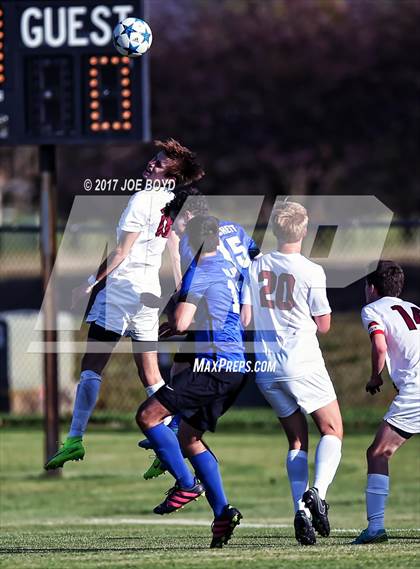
left=81, top=354, right=106, bottom=376
left=136, top=403, right=153, bottom=430
left=334, top=423, right=344, bottom=440
left=320, top=422, right=343, bottom=440
left=367, top=443, right=394, bottom=462
left=287, top=435, right=307, bottom=451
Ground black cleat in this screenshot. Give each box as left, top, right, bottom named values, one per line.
left=210, top=505, right=243, bottom=549
left=294, top=510, right=316, bottom=545
left=303, top=487, right=330, bottom=537
left=138, top=438, right=153, bottom=450
left=153, top=479, right=205, bottom=515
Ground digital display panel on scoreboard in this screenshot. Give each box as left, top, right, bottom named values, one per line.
left=0, top=0, right=149, bottom=144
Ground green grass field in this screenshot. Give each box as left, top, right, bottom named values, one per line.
left=1, top=429, right=419, bottom=568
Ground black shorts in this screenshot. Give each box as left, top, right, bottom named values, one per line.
left=88, top=322, right=121, bottom=343
left=388, top=422, right=414, bottom=440
left=88, top=322, right=157, bottom=352
left=173, top=330, right=195, bottom=365
left=155, top=368, right=246, bottom=433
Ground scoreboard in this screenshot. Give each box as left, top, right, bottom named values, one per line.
left=0, top=0, right=150, bottom=144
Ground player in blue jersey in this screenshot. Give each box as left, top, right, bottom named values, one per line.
left=171, top=187, right=260, bottom=281
left=136, top=215, right=246, bottom=549
left=140, top=187, right=259, bottom=479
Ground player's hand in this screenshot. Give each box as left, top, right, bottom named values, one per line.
left=71, top=283, right=91, bottom=309
left=158, top=321, right=176, bottom=338
left=365, top=375, right=383, bottom=395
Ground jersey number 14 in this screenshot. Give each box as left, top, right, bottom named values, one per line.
left=391, top=305, right=420, bottom=331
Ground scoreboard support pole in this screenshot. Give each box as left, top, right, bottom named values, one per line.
left=142, top=0, right=151, bottom=141
left=40, top=145, right=60, bottom=477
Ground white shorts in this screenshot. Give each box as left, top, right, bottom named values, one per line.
left=257, top=367, right=337, bottom=418
left=384, top=386, right=420, bottom=434
left=86, top=277, right=159, bottom=342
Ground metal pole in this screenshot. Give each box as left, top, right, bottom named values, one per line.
left=141, top=0, right=151, bottom=141
left=40, top=144, right=60, bottom=477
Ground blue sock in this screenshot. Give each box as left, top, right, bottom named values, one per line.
left=144, top=424, right=195, bottom=488
left=168, top=414, right=181, bottom=434
left=189, top=450, right=228, bottom=517
left=68, top=370, right=102, bottom=437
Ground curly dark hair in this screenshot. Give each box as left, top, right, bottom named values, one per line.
left=163, top=186, right=209, bottom=221
left=154, top=138, right=205, bottom=186
left=366, top=260, right=405, bottom=297
left=186, top=215, right=219, bottom=254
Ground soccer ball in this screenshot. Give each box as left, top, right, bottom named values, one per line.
left=112, top=18, right=153, bottom=57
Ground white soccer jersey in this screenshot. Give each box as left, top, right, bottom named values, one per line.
left=86, top=188, right=174, bottom=341
left=361, top=296, right=420, bottom=390
left=109, top=188, right=174, bottom=287
left=243, top=251, right=331, bottom=380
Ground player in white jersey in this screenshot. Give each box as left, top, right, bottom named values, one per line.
left=353, top=261, right=419, bottom=545
left=241, top=201, right=343, bottom=546
left=45, top=139, right=204, bottom=470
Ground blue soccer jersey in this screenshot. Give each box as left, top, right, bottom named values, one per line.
left=179, top=253, right=245, bottom=365
left=179, top=220, right=259, bottom=280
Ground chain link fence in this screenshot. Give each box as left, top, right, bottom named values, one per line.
left=0, top=221, right=419, bottom=416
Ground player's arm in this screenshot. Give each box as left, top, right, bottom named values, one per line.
left=361, top=307, right=387, bottom=395
left=365, top=326, right=387, bottom=395
left=96, top=230, right=140, bottom=282
left=167, top=230, right=182, bottom=290
left=71, top=230, right=139, bottom=308
left=160, top=263, right=203, bottom=336
left=313, top=314, right=331, bottom=334
left=309, top=267, right=332, bottom=334
left=240, top=270, right=253, bottom=327
left=174, top=301, right=197, bottom=334
left=241, top=304, right=252, bottom=327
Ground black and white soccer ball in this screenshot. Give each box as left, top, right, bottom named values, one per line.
left=112, top=17, right=153, bottom=57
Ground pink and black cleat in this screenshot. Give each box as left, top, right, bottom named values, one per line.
left=210, top=505, right=243, bottom=548
left=153, top=479, right=205, bottom=515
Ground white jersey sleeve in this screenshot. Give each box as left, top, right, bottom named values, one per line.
left=361, top=304, right=385, bottom=338
left=308, top=266, right=331, bottom=316
left=118, top=193, right=151, bottom=233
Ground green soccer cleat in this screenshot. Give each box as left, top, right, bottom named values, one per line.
left=352, top=528, right=388, bottom=545
left=143, top=456, right=167, bottom=480
left=44, top=436, right=85, bottom=470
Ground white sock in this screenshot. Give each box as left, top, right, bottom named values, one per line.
left=286, top=449, right=310, bottom=516
left=145, top=380, right=172, bottom=426
left=145, top=379, right=165, bottom=398
left=68, top=370, right=102, bottom=438
left=313, top=434, right=342, bottom=500
left=366, top=473, right=389, bottom=533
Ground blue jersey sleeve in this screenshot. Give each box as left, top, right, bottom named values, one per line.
left=247, top=236, right=260, bottom=259
left=179, top=265, right=208, bottom=306
left=219, top=222, right=259, bottom=272
left=236, top=224, right=260, bottom=259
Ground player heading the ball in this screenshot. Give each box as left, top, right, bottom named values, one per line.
left=44, top=139, right=204, bottom=471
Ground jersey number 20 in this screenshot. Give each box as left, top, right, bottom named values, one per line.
left=258, top=270, right=295, bottom=310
